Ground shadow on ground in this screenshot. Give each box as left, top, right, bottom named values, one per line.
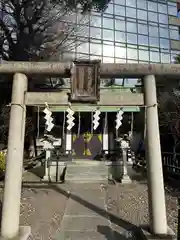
left=97, top=225, right=132, bottom=240
left=28, top=165, right=45, bottom=179
left=20, top=182, right=147, bottom=239
left=0, top=165, right=178, bottom=239
left=128, top=166, right=147, bottom=183
left=164, top=177, right=180, bottom=199
left=130, top=166, right=180, bottom=199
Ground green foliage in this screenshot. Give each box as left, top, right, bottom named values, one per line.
left=0, top=150, right=6, bottom=172
left=174, top=54, right=180, bottom=63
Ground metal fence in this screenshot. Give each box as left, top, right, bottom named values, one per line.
left=132, top=151, right=180, bottom=176
left=162, top=152, right=180, bottom=176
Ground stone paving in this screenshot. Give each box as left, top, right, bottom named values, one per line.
left=0, top=168, right=178, bottom=240
left=15, top=181, right=178, bottom=239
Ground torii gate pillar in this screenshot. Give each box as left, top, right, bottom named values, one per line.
left=144, top=75, right=167, bottom=235
left=1, top=73, right=31, bottom=239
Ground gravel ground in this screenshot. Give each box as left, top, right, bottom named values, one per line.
left=19, top=186, right=68, bottom=240
left=0, top=171, right=178, bottom=239
left=164, top=184, right=179, bottom=234
left=17, top=182, right=179, bottom=239
left=106, top=182, right=178, bottom=235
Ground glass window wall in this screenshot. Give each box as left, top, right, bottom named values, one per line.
left=115, top=19, right=125, bottom=31
left=137, top=0, right=147, bottom=10
left=127, top=22, right=137, bottom=33
left=126, top=7, right=137, bottom=18
left=126, top=0, right=136, bottom=7
left=127, top=48, right=138, bottom=59
left=148, top=1, right=157, bottom=12
left=114, top=5, right=125, bottom=16
left=65, top=0, right=178, bottom=65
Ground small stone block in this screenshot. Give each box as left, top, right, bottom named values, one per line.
left=19, top=226, right=31, bottom=240
left=0, top=226, right=31, bottom=240
left=140, top=225, right=176, bottom=240
left=120, top=175, right=132, bottom=184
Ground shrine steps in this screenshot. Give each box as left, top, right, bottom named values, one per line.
left=65, top=160, right=109, bottom=183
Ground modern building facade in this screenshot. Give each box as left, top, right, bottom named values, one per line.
left=63, top=0, right=179, bottom=65
left=35, top=0, right=180, bottom=160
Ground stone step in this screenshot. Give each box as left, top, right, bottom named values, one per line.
left=67, top=168, right=108, bottom=174
left=57, top=230, right=112, bottom=239
left=65, top=160, right=108, bottom=182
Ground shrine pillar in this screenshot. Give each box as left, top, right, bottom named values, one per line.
left=1, top=73, right=30, bottom=239
left=103, top=112, right=108, bottom=154
left=109, top=132, right=115, bottom=151
left=66, top=129, right=72, bottom=154
left=143, top=75, right=167, bottom=235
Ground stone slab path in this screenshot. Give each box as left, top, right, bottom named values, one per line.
left=55, top=183, right=132, bottom=240
left=3, top=168, right=175, bottom=240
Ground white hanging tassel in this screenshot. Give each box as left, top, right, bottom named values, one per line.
left=66, top=106, right=75, bottom=131
left=43, top=102, right=54, bottom=132
left=115, top=109, right=124, bottom=130
left=93, top=109, right=101, bottom=130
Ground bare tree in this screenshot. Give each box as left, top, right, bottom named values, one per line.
left=0, top=104, right=33, bottom=144
left=0, top=1, right=83, bottom=61
left=0, top=0, right=110, bottom=62
left=158, top=89, right=180, bottom=156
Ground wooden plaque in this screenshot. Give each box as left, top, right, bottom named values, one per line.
left=70, top=60, right=101, bottom=102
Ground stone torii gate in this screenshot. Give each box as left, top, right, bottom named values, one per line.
left=0, top=62, right=178, bottom=239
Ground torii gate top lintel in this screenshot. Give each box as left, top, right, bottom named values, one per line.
left=0, top=61, right=180, bottom=78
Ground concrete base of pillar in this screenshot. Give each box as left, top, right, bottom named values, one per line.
left=140, top=225, right=176, bottom=240
left=42, top=175, right=49, bottom=181
left=42, top=163, right=67, bottom=182
left=120, top=174, right=132, bottom=184
left=127, top=159, right=133, bottom=165
left=0, top=226, right=31, bottom=240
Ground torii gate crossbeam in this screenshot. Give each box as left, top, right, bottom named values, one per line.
left=0, top=61, right=179, bottom=77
